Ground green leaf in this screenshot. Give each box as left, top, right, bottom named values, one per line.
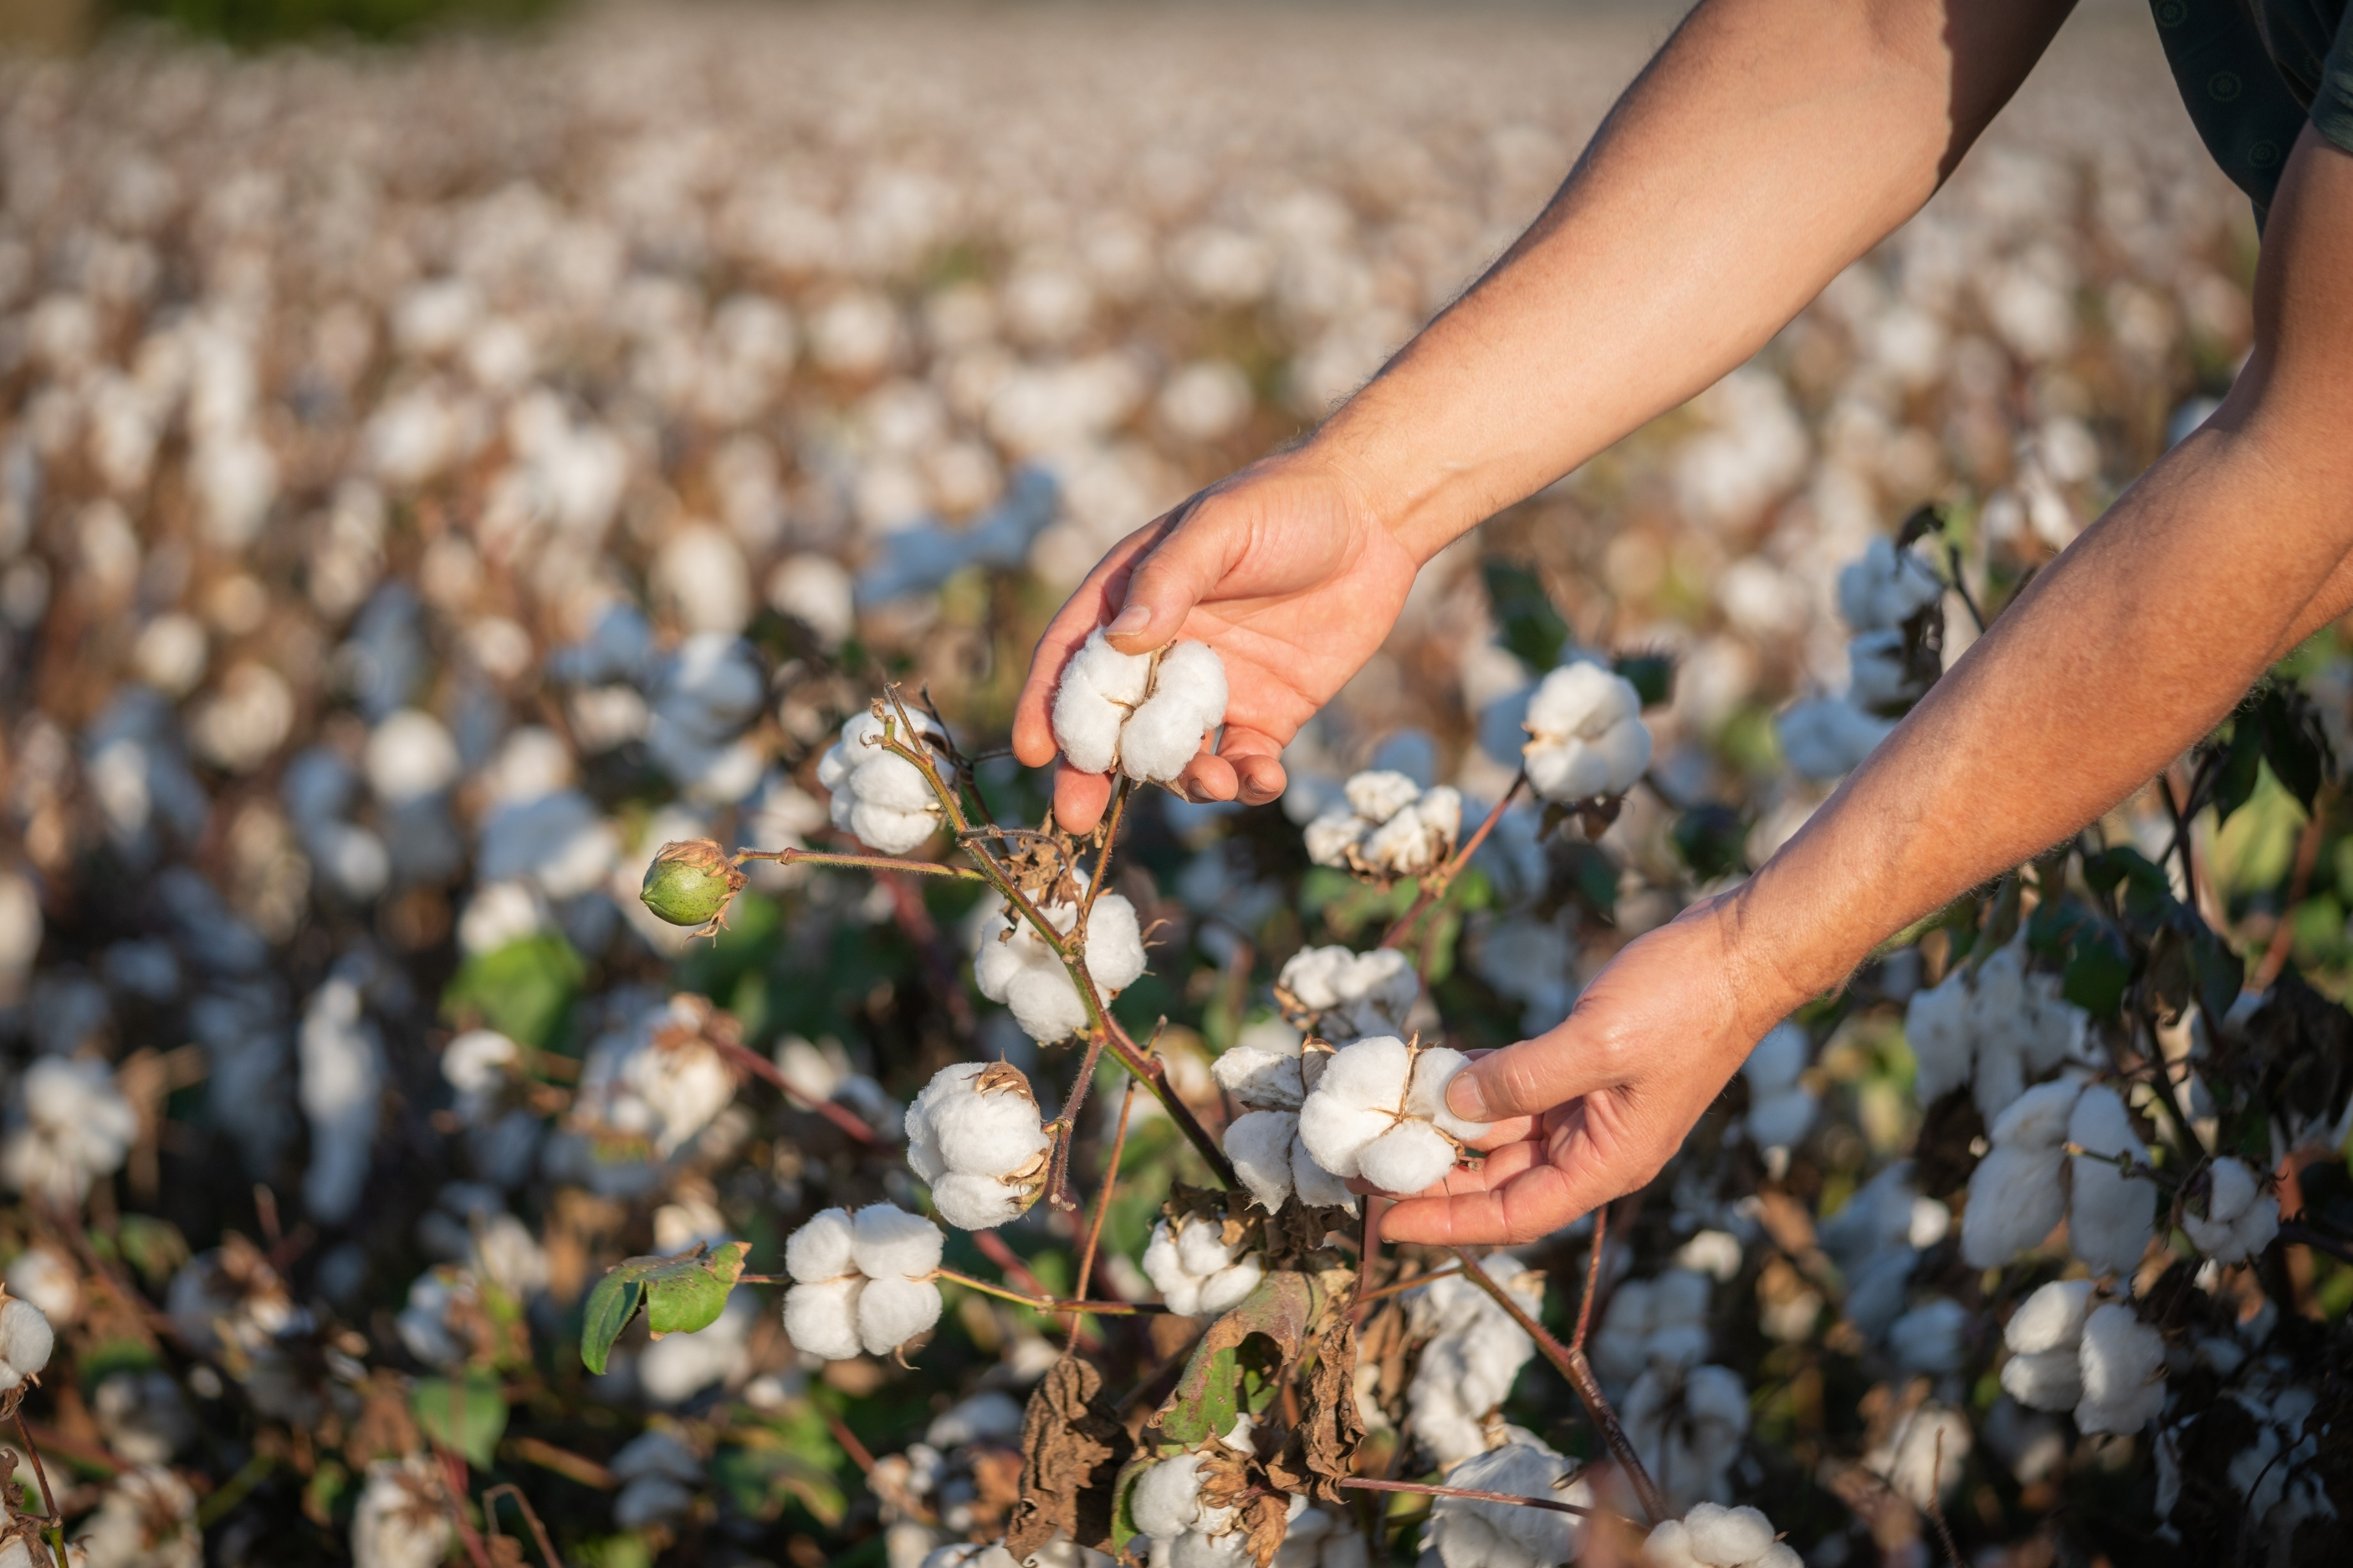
left=1481, top=559, right=1568, bottom=673
left=412, top=1370, right=506, bottom=1468
left=1157, top=1272, right=1318, bottom=1446
left=441, top=931, right=586, bottom=1051
left=2060, top=927, right=2132, bottom=1020
left=1670, top=804, right=1747, bottom=881
left=578, top=1242, right=749, bottom=1373
left=1612, top=651, right=1676, bottom=709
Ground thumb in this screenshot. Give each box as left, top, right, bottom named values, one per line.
left=1103, top=508, right=1240, bottom=653
left=1444, top=1021, right=1629, bottom=1125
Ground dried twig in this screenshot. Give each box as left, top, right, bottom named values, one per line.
left=483, top=1484, right=566, bottom=1568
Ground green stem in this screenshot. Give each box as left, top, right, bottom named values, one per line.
left=931, top=1266, right=1167, bottom=1315
left=735, top=845, right=984, bottom=881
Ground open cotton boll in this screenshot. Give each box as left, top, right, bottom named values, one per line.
left=783, top=1275, right=867, bottom=1361
left=0, top=1292, right=56, bottom=1389
left=1051, top=634, right=1228, bottom=782
left=853, top=1203, right=947, bottom=1281
left=1305, top=771, right=1463, bottom=880
left=1676, top=1503, right=1778, bottom=1567
left=1520, top=663, right=1651, bottom=802
left=972, top=893, right=1148, bottom=1044
left=1297, top=1035, right=1410, bottom=1178
left=786, top=1208, right=859, bottom=1284
left=2182, top=1156, right=2279, bottom=1264
left=2005, top=1279, right=2094, bottom=1356
left=1402, top=1045, right=1494, bottom=1143
left=1141, top=1217, right=1261, bottom=1318
left=1130, top=1453, right=1205, bottom=1541
left=1904, top=969, right=1972, bottom=1106
left=1051, top=631, right=1155, bottom=774
left=1213, top=1039, right=1307, bottom=1111
left=2076, top=1303, right=2166, bottom=1433
left=2066, top=1085, right=2155, bottom=1275
left=859, top=1274, right=947, bottom=1356
left=1356, top=1121, right=1458, bottom=1194
left=2000, top=1346, right=2084, bottom=1412
left=1836, top=537, right=1944, bottom=631
left=817, top=710, right=950, bottom=855
left=903, top=1061, right=1051, bottom=1228
left=1961, top=1143, right=2069, bottom=1268
left=1427, top=1438, right=1587, bottom=1568
left=1276, top=945, right=1419, bottom=1040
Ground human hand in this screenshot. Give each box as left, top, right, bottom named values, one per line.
left=1010, top=448, right=1425, bottom=833
left=1373, top=892, right=1805, bottom=1246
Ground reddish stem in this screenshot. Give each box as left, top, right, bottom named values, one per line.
left=1072, top=1080, right=1139, bottom=1313
left=1379, top=773, right=1527, bottom=951
left=1572, top=1206, right=1608, bottom=1354
left=707, top=1037, right=879, bottom=1144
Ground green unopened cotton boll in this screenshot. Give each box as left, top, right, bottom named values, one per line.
left=639, top=838, right=746, bottom=927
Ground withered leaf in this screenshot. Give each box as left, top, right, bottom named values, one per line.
left=975, top=1061, right=1037, bottom=1101
left=1264, top=1283, right=1364, bottom=1505
left=1007, top=1356, right=1136, bottom=1558
left=1156, top=1272, right=1321, bottom=1447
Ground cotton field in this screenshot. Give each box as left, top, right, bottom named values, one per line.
left=0, top=4, right=2346, bottom=1568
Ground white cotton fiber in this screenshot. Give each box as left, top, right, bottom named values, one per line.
left=857, top=1275, right=944, bottom=1355
left=1520, top=662, right=1652, bottom=803
left=1837, top=537, right=1944, bottom=631
left=1999, top=1347, right=2083, bottom=1412
left=2066, top=1086, right=2154, bottom=1275
left=852, top=1203, right=945, bottom=1280
left=2075, top=1303, right=2166, bottom=1433
left=1989, top=1079, right=2081, bottom=1149
left=932, top=1173, right=1027, bottom=1230
left=1960, top=1146, right=2068, bottom=1268
left=1051, top=635, right=1227, bottom=783
left=1297, top=1036, right=1410, bottom=1178
left=0, top=1295, right=55, bottom=1387
left=2005, top=1279, right=2094, bottom=1355
left=1904, top=971, right=1972, bottom=1106
left=1053, top=632, right=1153, bottom=774
left=1357, top=1121, right=1457, bottom=1194
left=1225, top=1110, right=1302, bottom=1211
left=1198, top=1256, right=1262, bottom=1315
left=1130, top=1455, right=1203, bottom=1540
left=783, top=1277, right=867, bottom=1361
left=1346, top=771, right=1423, bottom=822
left=1403, top=1045, right=1492, bottom=1142
left=930, top=1083, right=1049, bottom=1179
left=818, top=710, right=950, bottom=855
left=1178, top=1221, right=1237, bottom=1278
left=972, top=894, right=1148, bottom=1044
left=1213, top=1045, right=1307, bottom=1111
left=1429, top=1440, right=1585, bottom=1568
left=1641, top=1520, right=1697, bottom=1567
left=2182, top=1156, right=2279, bottom=1264
left=1082, top=894, right=1149, bottom=991
left=1680, top=1503, right=1773, bottom=1565
left=1276, top=945, right=1419, bottom=1039
left=785, top=1207, right=859, bottom=1283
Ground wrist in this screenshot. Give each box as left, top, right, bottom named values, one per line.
left=1297, top=383, right=1491, bottom=568
left=1719, top=859, right=1877, bottom=1024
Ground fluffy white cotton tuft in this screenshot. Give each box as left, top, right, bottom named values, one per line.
left=818, top=708, right=951, bottom=855
left=972, top=893, right=1148, bottom=1043
left=1141, top=1217, right=1261, bottom=1318
left=2182, top=1156, right=2279, bottom=1264
left=1838, top=537, right=1945, bottom=631
left=1297, top=1036, right=1486, bottom=1192
left=1406, top=1257, right=1542, bottom=1466
left=1520, top=662, right=1651, bottom=802
left=1276, top=945, right=1419, bottom=1041
left=1426, top=1438, right=1588, bottom=1568
left=1051, top=633, right=1228, bottom=783
left=2066, top=1085, right=2155, bottom=1275
left=2075, top=1303, right=2166, bottom=1433
left=780, top=1204, right=944, bottom=1360
left=1304, top=770, right=1464, bottom=881
left=0, top=1293, right=55, bottom=1390
left=903, top=1062, right=1051, bottom=1228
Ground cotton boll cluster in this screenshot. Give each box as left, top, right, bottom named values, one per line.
left=2064, top=1085, right=2158, bottom=1274
left=781, top=1204, right=946, bottom=1360
left=299, top=963, right=386, bottom=1225
left=350, top=1455, right=454, bottom=1568
left=1272, top=1502, right=1370, bottom=1568
left=1303, top=771, right=1462, bottom=881
left=1404, top=1257, right=1542, bottom=1467
left=1814, top=1162, right=1948, bottom=1340
left=1128, top=1434, right=1259, bottom=1568
left=819, top=709, right=954, bottom=855
left=1297, top=1035, right=1489, bottom=1195
left=72, top=1464, right=202, bottom=1568
left=1215, top=1024, right=1355, bottom=1213
left=1737, top=1023, right=1814, bottom=1162
left=1, top=1056, right=139, bottom=1205
left=2181, top=1157, right=2279, bottom=1264
left=1590, top=1270, right=1712, bottom=1394
left=1958, top=1071, right=2156, bottom=1273
left=971, top=891, right=1148, bottom=1042
left=1518, top=663, right=1652, bottom=804
left=1776, top=536, right=1945, bottom=779
left=2000, top=1282, right=2166, bottom=1433
left=566, top=993, right=739, bottom=1163
left=1864, top=1400, right=1972, bottom=1509
left=1051, top=634, right=1229, bottom=784
left=1275, top=947, right=1419, bottom=1043
left=904, top=1061, right=1053, bottom=1228
left=1422, top=1437, right=1591, bottom=1568
left=1141, top=1215, right=1263, bottom=1318
left=1905, top=939, right=2091, bottom=1121
left=1622, top=1363, right=1751, bottom=1512
left=1640, top=1504, right=1798, bottom=1568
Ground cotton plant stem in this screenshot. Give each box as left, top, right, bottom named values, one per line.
left=1336, top=1476, right=1630, bottom=1526
left=1351, top=1264, right=1461, bottom=1307
left=1448, top=1248, right=1669, bottom=1525
left=1046, top=1029, right=1113, bottom=1213
left=734, top=845, right=985, bottom=881
left=482, top=1484, right=567, bottom=1568
left=932, top=1266, right=1168, bottom=1315
left=433, top=1443, right=495, bottom=1568
left=1379, top=771, right=1528, bottom=952
left=703, top=1036, right=880, bottom=1145
left=13, top=1412, right=66, bottom=1568
left=1573, top=1206, right=1609, bottom=1354
left=1068, top=1079, right=1140, bottom=1336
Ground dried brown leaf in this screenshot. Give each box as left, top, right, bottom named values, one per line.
left=1007, top=1356, right=1136, bottom=1558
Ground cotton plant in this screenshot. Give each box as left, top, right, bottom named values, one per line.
left=971, top=885, right=1148, bottom=1043
left=1127, top=1421, right=1266, bottom=1568
left=1959, top=1080, right=2156, bottom=1274
left=1297, top=1035, right=1491, bottom=1194
left=820, top=707, right=954, bottom=855
left=565, top=993, right=739, bottom=1164
left=1404, top=1257, right=1542, bottom=1468
left=904, top=1061, right=1054, bottom=1228
left=1273, top=946, right=1419, bottom=1043
left=71, top=1465, right=201, bottom=1568
left=1778, top=534, right=1946, bottom=779
left=1905, top=937, right=2092, bottom=1122
left=1621, top=1362, right=1751, bottom=1513
left=780, top=1204, right=946, bottom=1361
left=1051, top=633, right=1229, bottom=784
left=1141, top=1214, right=1263, bottom=1319
left=1999, top=1280, right=2166, bottom=1433
left=1, top=1056, right=139, bottom=1207
left=350, top=1455, right=454, bottom=1568
left=1214, top=1022, right=1355, bottom=1213
left=1737, top=1022, right=1814, bottom=1164
left=1639, top=1504, right=1799, bottom=1568
left=1813, top=1162, right=1949, bottom=1341
left=1303, top=770, right=1463, bottom=882
left=1421, top=1435, right=1593, bottom=1568
left=0, top=1287, right=55, bottom=1395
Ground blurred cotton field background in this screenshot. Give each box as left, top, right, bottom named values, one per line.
left=3, top=3, right=2350, bottom=1568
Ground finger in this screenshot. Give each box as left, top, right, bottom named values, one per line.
left=1176, top=751, right=1238, bottom=805
left=1011, top=523, right=1173, bottom=767
left=1216, top=724, right=1288, bottom=807
left=1052, top=764, right=1115, bottom=835
left=1376, top=1156, right=1614, bottom=1247
left=1443, top=1015, right=1629, bottom=1126
left=1103, top=496, right=1246, bottom=655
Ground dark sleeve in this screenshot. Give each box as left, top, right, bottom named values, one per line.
left=2316, top=3, right=2353, bottom=156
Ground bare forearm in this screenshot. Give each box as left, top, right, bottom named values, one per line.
left=1312, top=0, right=2072, bottom=559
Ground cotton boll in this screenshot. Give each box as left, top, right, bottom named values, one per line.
left=1429, top=1439, right=1586, bottom=1568
left=1081, top=893, right=1148, bottom=992
left=1774, top=698, right=1894, bottom=781
left=853, top=1204, right=946, bottom=1281
left=1297, top=1035, right=1413, bottom=1178
left=2066, top=1086, right=2155, bottom=1275
left=784, top=1276, right=867, bottom=1361
left=1052, top=631, right=1155, bottom=773
left=1639, top=1521, right=1698, bottom=1567
left=924, top=1069, right=1050, bottom=1180
left=0, top=1294, right=56, bottom=1388
left=1131, top=1454, right=1205, bottom=1540
left=787, top=1208, right=859, bottom=1284
left=2000, top=1348, right=2083, bottom=1412
left=1960, top=1144, right=2069, bottom=1267
left=2076, top=1303, right=2166, bottom=1433
left=1990, top=1079, right=2080, bottom=1149
left=930, top=1173, right=1029, bottom=1230
left=1198, top=1256, right=1263, bottom=1315
left=6, top=1247, right=78, bottom=1325
left=1520, top=663, right=1651, bottom=802
left=351, top=1456, right=453, bottom=1568
left=1836, top=538, right=1944, bottom=632
left=1291, top=1137, right=1356, bottom=1208
left=1904, top=970, right=1972, bottom=1106
left=1213, top=1044, right=1307, bottom=1111
left=817, top=710, right=949, bottom=855
left=1403, top=1046, right=1492, bottom=1143
left=1178, top=1219, right=1239, bottom=1279
left=1143, top=1223, right=1203, bottom=1316
left=858, top=1274, right=945, bottom=1355
left=1357, top=1121, right=1459, bottom=1193
left=1680, top=1503, right=1774, bottom=1566
left=2182, top=1157, right=2279, bottom=1264
left=1120, top=641, right=1228, bottom=783
left=2005, top=1279, right=2095, bottom=1355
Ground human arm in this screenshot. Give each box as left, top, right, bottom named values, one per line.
left=1380, top=124, right=2353, bottom=1245
left=1013, top=0, right=2078, bottom=830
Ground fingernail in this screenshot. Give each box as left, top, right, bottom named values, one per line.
left=1445, top=1072, right=1490, bottom=1122
left=1107, top=605, right=1150, bottom=639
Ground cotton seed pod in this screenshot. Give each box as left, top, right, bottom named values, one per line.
left=1426, top=1438, right=1588, bottom=1568
left=1050, top=632, right=1229, bottom=783
left=638, top=837, right=748, bottom=928
left=1274, top=944, right=1419, bottom=1041
left=817, top=708, right=952, bottom=855
left=1302, top=770, right=1463, bottom=881
left=780, top=1203, right=945, bottom=1360
left=0, top=1289, right=55, bottom=1391
left=1297, top=1035, right=1489, bottom=1193
left=1520, top=662, right=1652, bottom=803
left=2181, top=1156, right=2279, bottom=1264
left=2066, top=1085, right=2155, bottom=1276
left=904, top=1061, right=1053, bottom=1229
left=2075, top=1302, right=2166, bottom=1433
